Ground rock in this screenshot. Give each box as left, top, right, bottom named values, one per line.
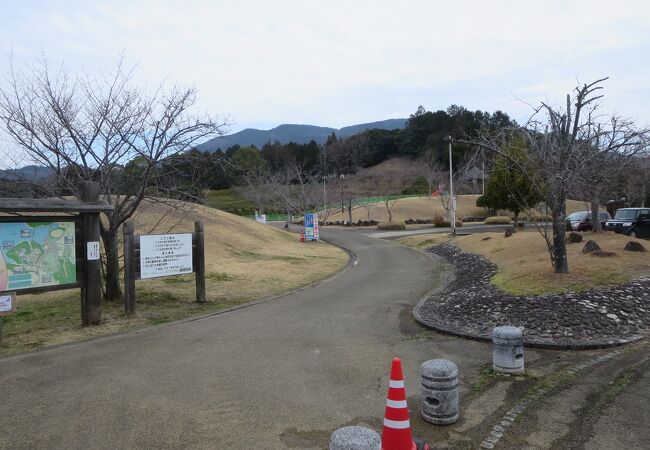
left=582, top=240, right=602, bottom=253
left=504, top=228, right=514, bottom=238
left=329, top=426, right=381, bottom=450
left=624, top=241, right=646, bottom=252
left=568, top=232, right=583, bottom=243
left=482, top=237, right=492, bottom=241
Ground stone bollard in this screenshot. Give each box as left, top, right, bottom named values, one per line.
left=492, top=326, right=525, bottom=374
left=420, top=359, right=459, bottom=425
left=329, top=426, right=381, bottom=450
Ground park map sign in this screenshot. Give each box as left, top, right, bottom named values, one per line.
left=0, top=221, right=77, bottom=292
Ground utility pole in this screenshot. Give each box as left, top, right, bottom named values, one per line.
left=482, top=148, right=485, bottom=195
left=445, top=136, right=456, bottom=236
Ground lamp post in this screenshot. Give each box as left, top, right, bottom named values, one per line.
left=444, top=135, right=456, bottom=236
left=340, top=173, right=345, bottom=215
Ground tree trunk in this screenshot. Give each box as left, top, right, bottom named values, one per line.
left=513, top=212, right=519, bottom=228
left=285, top=209, right=291, bottom=229
left=590, top=195, right=602, bottom=232
left=387, top=206, right=393, bottom=222
left=551, top=190, right=569, bottom=274
left=102, top=227, right=122, bottom=301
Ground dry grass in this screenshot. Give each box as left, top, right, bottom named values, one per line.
left=0, top=200, right=347, bottom=356
left=326, top=195, right=487, bottom=223
left=325, top=196, right=601, bottom=224
left=398, top=229, right=650, bottom=295
left=397, top=233, right=452, bottom=250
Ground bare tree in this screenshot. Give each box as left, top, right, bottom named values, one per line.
left=237, top=169, right=273, bottom=214
left=0, top=54, right=227, bottom=299
left=467, top=78, right=647, bottom=273
left=373, top=172, right=403, bottom=223
left=418, top=150, right=445, bottom=198
left=617, top=155, right=650, bottom=207
left=334, top=172, right=364, bottom=225
left=577, top=118, right=648, bottom=231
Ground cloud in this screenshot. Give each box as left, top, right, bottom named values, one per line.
left=1, top=0, right=649, bottom=131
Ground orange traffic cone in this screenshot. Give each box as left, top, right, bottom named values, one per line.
left=300, top=227, right=305, bottom=242
left=381, top=357, right=417, bottom=450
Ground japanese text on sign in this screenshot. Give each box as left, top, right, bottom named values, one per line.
left=139, top=233, right=193, bottom=279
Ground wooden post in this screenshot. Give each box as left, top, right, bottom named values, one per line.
left=79, top=181, right=102, bottom=325
left=123, top=221, right=136, bottom=315
left=194, top=221, right=206, bottom=303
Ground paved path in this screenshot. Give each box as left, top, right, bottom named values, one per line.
left=0, top=229, right=460, bottom=449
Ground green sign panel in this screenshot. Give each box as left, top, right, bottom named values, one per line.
left=0, top=222, right=77, bottom=292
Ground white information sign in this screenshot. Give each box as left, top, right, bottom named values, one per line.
left=87, top=241, right=100, bottom=261
left=140, top=233, right=193, bottom=279
left=0, top=292, right=15, bottom=316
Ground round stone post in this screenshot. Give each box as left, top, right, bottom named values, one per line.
left=492, top=326, right=524, bottom=374
left=420, top=359, right=459, bottom=425
left=329, top=426, right=381, bottom=450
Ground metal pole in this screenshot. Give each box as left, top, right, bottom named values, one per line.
left=482, top=149, right=485, bottom=195
left=448, top=136, right=456, bottom=236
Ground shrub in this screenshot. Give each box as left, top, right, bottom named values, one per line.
left=432, top=214, right=463, bottom=228
left=462, top=216, right=487, bottom=223
left=433, top=214, right=450, bottom=227
left=377, top=221, right=406, bottom=231
left=401, top=176, right=429, bottom=195
left=484, top=216, right=512, bottom=225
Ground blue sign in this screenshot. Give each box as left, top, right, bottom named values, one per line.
left=304, top=214, right=319, bottom=241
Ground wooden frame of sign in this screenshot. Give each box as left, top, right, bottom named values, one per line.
left=122, top=220, right=206, bottom=315
left=0, top=182, right=113, bottom=326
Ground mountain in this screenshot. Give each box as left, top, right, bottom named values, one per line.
left=336, top=119, right=407, bottom=139
left=196, top=118, right=407, bottom=152
left=0, top=165, right=55, bottom=181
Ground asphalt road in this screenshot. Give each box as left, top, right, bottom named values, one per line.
left=0, top=228, right=470, bottom=449
left=2, top=227, right=649, bottom=449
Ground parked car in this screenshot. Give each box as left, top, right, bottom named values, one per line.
left=565, top=210, right=611, bottom=231
left=605, top=208, right=650, bottom=238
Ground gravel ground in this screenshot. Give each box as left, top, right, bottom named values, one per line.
left=415, top=242, right=650, bottom=349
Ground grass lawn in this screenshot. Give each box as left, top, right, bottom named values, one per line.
left=398, top=229, right=650, bottom=296
left=0, top=201, right=348, bottom=356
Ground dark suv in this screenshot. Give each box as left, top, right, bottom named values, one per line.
left=605, top=208, right=650, bottom=238
left=566, top=210, right=611, bottom=231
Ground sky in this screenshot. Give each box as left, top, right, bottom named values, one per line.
left=1, top=0, right=649, bottom=136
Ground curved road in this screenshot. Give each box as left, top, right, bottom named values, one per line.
left=0, top=229, right=458, bottom=449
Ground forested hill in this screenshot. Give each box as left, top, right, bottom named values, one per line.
left=197, top=119, right=407, bottom=152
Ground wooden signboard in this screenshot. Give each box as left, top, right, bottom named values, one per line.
left=123, top=221, right=205, bottom=315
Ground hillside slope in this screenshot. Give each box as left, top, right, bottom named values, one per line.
left=131, top=200, right=347, bottom=301
left=1, top=200, right=347, bottom=355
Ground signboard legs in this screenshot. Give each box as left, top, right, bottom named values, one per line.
left=122, top=220, right=207, bottom=313
left=123, top=221, right=136, bottom=315
left=194, top=221, right=206, bottom=304
left=79, top=182, right=102, bottom=325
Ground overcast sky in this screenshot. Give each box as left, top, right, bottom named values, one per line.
left=1, top=0, right=649, bottom=134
